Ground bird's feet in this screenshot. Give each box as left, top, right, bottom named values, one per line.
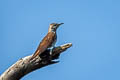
left=50, top=49, right=53, bottom=55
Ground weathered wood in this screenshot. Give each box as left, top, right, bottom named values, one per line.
left=0, top=43, right=72, bottom=80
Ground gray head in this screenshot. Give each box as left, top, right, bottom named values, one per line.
left=48, top=23, right=64, bottom=32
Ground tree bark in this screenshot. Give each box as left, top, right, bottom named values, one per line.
left=0, top=43, right=72, bottom=80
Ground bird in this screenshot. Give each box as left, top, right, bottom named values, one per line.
left=30, top=23, right=64, bottom=61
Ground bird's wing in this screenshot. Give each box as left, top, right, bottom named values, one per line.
left=31, top=32, right=56, bottom=60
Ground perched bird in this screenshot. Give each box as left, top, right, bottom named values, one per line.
left=30, top=23, right=64, bottom=61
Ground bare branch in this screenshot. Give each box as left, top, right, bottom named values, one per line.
left=0, top=43, right=72, bottom=80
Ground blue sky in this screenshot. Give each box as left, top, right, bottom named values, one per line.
left=0, top=0, right=120, bottom=80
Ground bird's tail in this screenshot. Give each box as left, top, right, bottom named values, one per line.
left=29, top=53, right=38, bottom=62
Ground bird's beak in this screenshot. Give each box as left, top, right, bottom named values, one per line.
left=59, top=23, right=64, bottom=25
left=57, top=23, right=64, bottom=27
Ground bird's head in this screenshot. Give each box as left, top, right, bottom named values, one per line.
left=48, top=23, right=64, bottom=32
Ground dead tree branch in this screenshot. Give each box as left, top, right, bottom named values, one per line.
left=0, top=43, right=72, bottom=80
